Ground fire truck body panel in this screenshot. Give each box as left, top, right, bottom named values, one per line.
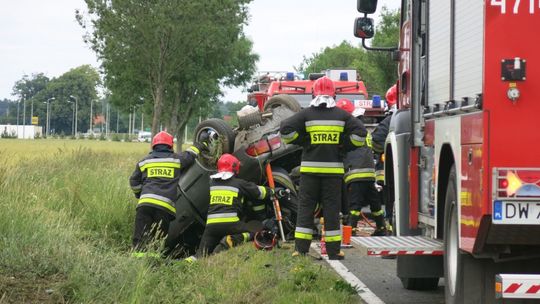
left=356, top=0, right=540, bottom=299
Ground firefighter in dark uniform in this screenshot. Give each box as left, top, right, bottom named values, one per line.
left=187, top=153, right=279, bottom=260
left=372, top=84, right=397, bottom=230
left=129, top=131, right=205, bottom=257
left=336, top=99, right=387, bottom=236
left=280, top=76, right=367, bottom=260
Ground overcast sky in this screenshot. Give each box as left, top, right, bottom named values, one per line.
left=0, top=0, right=399, bottom=103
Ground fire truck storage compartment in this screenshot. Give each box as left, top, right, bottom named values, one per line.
left=427, top=0, right=484, bottom=106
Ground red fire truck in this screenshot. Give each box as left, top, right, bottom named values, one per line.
left=246, top=70, right=387, bottom=125
left=353, top=0, right=540, bottom=302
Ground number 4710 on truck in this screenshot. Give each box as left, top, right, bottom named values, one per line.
left=353, top=0, right=540, bottom=302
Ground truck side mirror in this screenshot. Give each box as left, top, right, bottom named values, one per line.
left=357, top=0, right=378, bottom=14
left=354, top=17, right=374, bottom=39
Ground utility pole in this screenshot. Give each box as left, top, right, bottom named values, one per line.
left=45, top=97, right=55, bottom=137
left=89, top=99, right=93, bottom=134
left=128, top=111, right=132, bottom=137
left=16, top=99, right=20, bottom=137
left=140, top=110, right=143, bottom=133
left=116, top=109, right=119, bottom=133
left=106, top=102, right=110, bottom=136
left=69, top=95, right=78, bottom=137
left=22, top=95, right=26, bottom=139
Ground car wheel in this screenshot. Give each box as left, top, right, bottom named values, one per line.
left=263, top=94, right=301, bottom=112
left=194, top=119, right=235, bottom=169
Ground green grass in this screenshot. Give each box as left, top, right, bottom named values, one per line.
left=0, top=140, right=358, bottom=303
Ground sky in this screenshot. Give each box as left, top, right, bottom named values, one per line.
left=0, top=0, right=399, bottom=103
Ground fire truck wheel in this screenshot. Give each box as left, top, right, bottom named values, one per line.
left=263, top=95, right=301, bottom=112
left=444, top=166, right=465, bottom=303
left=194, top=119, right=235, bottom=169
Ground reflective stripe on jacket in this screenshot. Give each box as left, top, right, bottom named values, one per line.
left=280, top=106, right=367, bottom=176
left=206, top=177, right=272, bottom=224
left=129, top=145, right=199, bottom=216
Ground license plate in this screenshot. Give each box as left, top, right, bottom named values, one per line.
left=355, top=99, right=372, bottom=108
left=492, top=200, right=540, bottom=224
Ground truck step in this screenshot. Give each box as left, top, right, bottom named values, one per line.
left=351, top=236, right=444, bottom=256
left=496, top=274, right=540, bottom=299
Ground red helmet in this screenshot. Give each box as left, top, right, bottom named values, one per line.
left=312, top=76, right=335, bottom=97
left=253, top=230, right=277, bottom=251
left=217, top=153, right=241, bottom=175
left=336, top=98, right=354, bottom=114
left=385, top=84, right=398, bottom=107
left=152, top=131, right=174, bottom=148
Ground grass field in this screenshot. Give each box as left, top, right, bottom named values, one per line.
left=0, top=139, right=358, bottom=303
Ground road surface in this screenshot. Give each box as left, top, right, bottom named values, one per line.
left=339, top=246, right=445, bottom=304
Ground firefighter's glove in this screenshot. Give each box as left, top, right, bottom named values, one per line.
left=374, top=182, right=383, bottom=192
left=193, top=141, right=209, bottom=154
left=274, top=187, right=290, bottom=200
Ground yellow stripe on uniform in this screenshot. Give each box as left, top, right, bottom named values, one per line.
left=252, top=204, right=266, bottom=211
left=140, top=162, right=181, bottom=172
left=344, top=172, right=376, bottom=183
left=257, top=186, right=267, bottom=200
left=206, top=216, right=240, bottom=224
left=305, top=125, right=345, bottom=132
left=138, top=197, right=176, bottom=213
left=187, top=145, right=200, bottom=155
left=300, top=166, right=344, bottom=174
left=350, top=134, right=366, bottom=147
left=282, top=131, right=299, bottom=144
left=294, top=232, right=313, bottom=240
left=325, top=230, right=342, bottom=242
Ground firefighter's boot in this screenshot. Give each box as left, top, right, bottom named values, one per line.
left=348, top=212, right=361, bottom=236
left=328, top=251, right=345, bottom=260
left=371, top=210, right=387, bottom=236
left=214, top=232, right=252, bottom=254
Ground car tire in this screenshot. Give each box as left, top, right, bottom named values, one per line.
left=263, top=94, right=302, bottom=112
left=194, top=119, right=235, bottom=169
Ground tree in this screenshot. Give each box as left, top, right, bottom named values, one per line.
left=296, top=7, right=400, bottom=97
left=78, top=0, right=258, bottom=141
left=12, top=73, right=50, bottom=126
left=32, top=65, right=100, bottom=135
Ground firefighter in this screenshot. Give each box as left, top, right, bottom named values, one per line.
left=336, top=98, right=387, bottom=236
left=129, top=131, right=206, bottom=257
left=280, top=76, right=367, bottom=260
left=372, top=84, right=397, bottom=230
left=188, top=153, right=286, bottom=259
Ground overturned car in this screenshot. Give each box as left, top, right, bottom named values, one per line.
left=165, top=95, right=303, bottom=257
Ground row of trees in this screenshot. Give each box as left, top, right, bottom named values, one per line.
left=0, top=66, right=108, bottom=135
left=78, top=0, right=258, bottom=143
left=296, top=7, right=400, bottom=97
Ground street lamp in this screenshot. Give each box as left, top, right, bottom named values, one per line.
left=67, top=99, right=75, bottom=136
left=89, top=99, right=94, bottom=134
left=44, top=97, right=55, bottom=137
left=69, top=95, right=78, bottom=136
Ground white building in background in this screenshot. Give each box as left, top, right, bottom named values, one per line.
left=0, top=125, right=43, bottom=139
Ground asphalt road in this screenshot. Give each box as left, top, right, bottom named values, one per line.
left=338, top=246, right=445, bottom=304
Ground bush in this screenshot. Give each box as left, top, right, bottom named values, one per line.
left=99, top=133, right=107, bottom=141
left=1, top=129, right=17, bottom=139
left=88, top=133, right=95, bottom=140
left=112, top=134, right=121, bottom=142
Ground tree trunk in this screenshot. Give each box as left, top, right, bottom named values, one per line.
left=151, top=83, right=164, bottom=136
left=176, top=102, right=194, bottom=147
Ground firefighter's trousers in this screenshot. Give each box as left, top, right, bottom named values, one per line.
left=132, top=206, right=173, bottom=251
left=295, top=175, right=342, bottom=256
left=196, top=220, right=262, bottom=257
left=347, top=181, right=385, bottom=229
